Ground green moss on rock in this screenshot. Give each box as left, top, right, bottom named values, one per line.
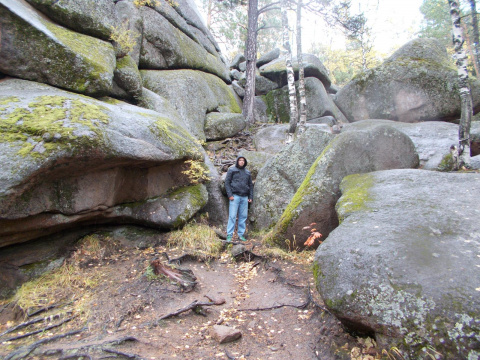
left=336, top=173, right=374, bottom=223
left=0, top=95, right=109, bottom=158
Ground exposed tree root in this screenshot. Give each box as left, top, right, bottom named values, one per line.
left=103, top=348, right=146, bottom=359
left=150, top=259, right=197, bottom=292
left=4, top=328, right=84, bottom=360
left=158, top=296, right=225, bottom=320
left=3, top=315, right=75, bottom=342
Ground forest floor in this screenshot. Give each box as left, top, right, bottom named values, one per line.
left=0, top=227, right=383, bottom=360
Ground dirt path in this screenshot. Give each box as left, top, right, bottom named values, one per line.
left=0, top=229, right=365, bottom=360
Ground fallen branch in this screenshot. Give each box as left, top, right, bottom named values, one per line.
left=4, top=328, right=84, bottom=360
left=150, top=259, right=197, bottom=291
left=158, top=297, right=225, bottom=320
left=3, top=316, right=75, bottom=342
left=27, top=301, right=67, bottom=317
left=103, top=348, right=146, bottom=360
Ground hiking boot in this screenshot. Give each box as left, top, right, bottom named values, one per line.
left=226, top=235, right=232, bottom=242
left=239, top=236, right=247, bottom=242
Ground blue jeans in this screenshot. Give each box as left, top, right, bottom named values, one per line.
left=227, top=195, right=249, bottom=237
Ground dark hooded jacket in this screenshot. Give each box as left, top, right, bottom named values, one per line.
left=225, top=156, right=254, bottom=200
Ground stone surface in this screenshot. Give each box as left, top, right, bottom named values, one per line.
left=139, top=7, right=229, bottom=82
left=264, top=77, right=348, bottom=123
left=255, top=73, right=280, bottom=95
left=202, top=156, right=228, bottom=226
left=113, top=55, right=143, bottom=100
left=342, top=119, right=460, bottom=170
left=335, top=38, right=480, bottom=122
left=0, top=0, right=116, bottom=97
left=212, top=325, right=242, bottom=344
left=0, top=79, right=204, bottom=247
left=231, top=81, right=245, bottom=98
left=253, top=127, right=335, bottom=230
left=253, top=96, right=269, bottom=123
left=315, top=169, right=480, bottom=359
left=257, top=48, right=280, bottom=68
left=230, top=53, right=246, bottom=69
left=266, top=125, right=419, bottom=247
left=142, top=69, right=241, bottom=141
left=25, top=0, right=116, bottom=40
left=253, top=125, right=289, bottom=154
left=259, top=54, right=331, bottom=89
left=204, top=113, right=246, bottom=140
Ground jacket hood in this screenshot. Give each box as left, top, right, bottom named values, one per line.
left=236, top=156, right=247, bottom=169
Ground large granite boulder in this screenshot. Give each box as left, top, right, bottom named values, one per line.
left=25, top=0, right=116, bottom=41
left=315, top=169, right=480, bottom=359
left=139, top=6, right=229, bottom=82
left=113, top=55, right=143, bottom=101
left=0, top=79, right=206, bottom=247
left=0, top=0, right=116, bottom=97
left=142, top=70, right=241, bottom=141
left=204, top=113, right=246, bottom=140
left=259, top=54, right=331, bottom=90
left=263, top=77, right=348, bottom=123
left=256, top=48, right=280, bottom=68
left=253, top=127, right=335, bottom=230
left=265, top=125, right=419, bottom=248
left=253, top=124, right=289, bottom=154
left=342, top=120, right=461, bottom=170
left=335, top=38, right=480, bottom=122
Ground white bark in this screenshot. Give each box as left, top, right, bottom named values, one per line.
left=281, top=0, right=298, bottom=143
left=243, top=0, right=259, bottom=125
left=448, top=0, right=472, bottom=169
left=296, top=0, right=307, bottom=136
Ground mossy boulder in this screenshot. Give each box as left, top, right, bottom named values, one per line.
left=204, top=113, right=246, bottom=140
left=253, top=124, right=290, bottom=154
left=24, top=0, right=116, bottom=40
left=265, top=125, right=419, bottom=248
left=315, top=169, right=480, bottom=359
left=334, top=38, right=480, bottom=122
left=139, top=7, right=229, bottom=82
left=0, top=79, right=204, bottom=247
left=253, top=126, right=335, bottom=230
left=113, top=55, right=143, bottom=101
left=257, top=48, right=280, bottom=68
left=0, top=0, right=115, bottom=97
left=141, top=69, right=241, bottom=141
left=264, top=77, right=348, bottom=124
left=259, top=54, right=331, bottom=90
left=341, top=119, right=460, bottom=170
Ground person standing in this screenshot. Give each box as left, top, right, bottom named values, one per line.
left=225, top=156, right=253, bottom=242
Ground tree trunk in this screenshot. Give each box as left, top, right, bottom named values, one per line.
left=469, top=0, right=480, bottom=75
left=281, top=0, right=298, bottom=143
left=243, top=0, right=259, bottom=125
left=448, top=0, right=472, bottom=168
left=462, top=22, right=480, bottom=77
left=296, top=0, right=307, bottom=136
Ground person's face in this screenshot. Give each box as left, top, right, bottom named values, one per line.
left=238, top=158, right=245, bottom=166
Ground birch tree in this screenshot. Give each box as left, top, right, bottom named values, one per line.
left=242, top=0, right=259, bottom=125
left=468, top=0, right=480, bottom=74
left=281, top=0, right=298, bottom=143
left=296, top=0, right=307, bottom=136
left=448, top=0, right=472, bottom=168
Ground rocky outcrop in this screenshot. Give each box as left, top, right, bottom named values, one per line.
left=265, top=125, right=419, bottom=248
left=139, top=6, right=229, bottom=82
left=204, top=113, right=246, bottom=140
left=142, top=70, right=241, bottom=141
left=335, top=38, right=480, bottom=122
left=253, top=124, right=290, bottom=154
left=0, top=0, right=116, bottom=97
left=315, top=169, right=480, bottom=359
left=341, top=119, right=461, bottom=170
left=253, top=126, right=335, bottom=230
left=259, top=54, right=331, bottom=90
left=263, top=77, right=348, bottom=124
left=0, top=79, right=205, bottom=247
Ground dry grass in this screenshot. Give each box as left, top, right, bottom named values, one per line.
left=167, top=222, right=223, bottom=259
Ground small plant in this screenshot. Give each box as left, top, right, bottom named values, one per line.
left=303, top=223, right=322, bottom=247
left=144, top=264, right=160, bottom=281
left=109, top=23, right=140, bottom=57
left=182, top=159, right=210, bottom=184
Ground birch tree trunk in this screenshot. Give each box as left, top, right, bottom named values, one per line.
left=243, top=0, right=259, bottom=125
left=281, top=0, right=298, bottom=144
left=296, top=0, right=307, bottom=136
left=448, top=0, right=472, bottom=169
left=469, top=0, right=480, bottom=75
